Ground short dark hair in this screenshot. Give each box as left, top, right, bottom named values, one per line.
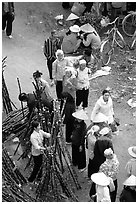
left=18, top=93, right=28, bottom=101
left=32, top=121, right=40, bottom=129
left=102, top=89, right=110, bottom=95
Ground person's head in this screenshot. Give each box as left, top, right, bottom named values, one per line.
left=73, top=59, right=80, bottom=69
left=79, top=59, right=86, bottom=70
left=123, top=175, right=136, bottom=190
left=69, top=25, right=80, bottom=35
left=18, top=93, right=28, bottom=102
left=128, top=146, right=136, bottom=158
left=32, top=121, right=41, bottom=132
left=72, top=109, right=88, bottom=121
left=33, top=70, right=43, bottom=82
left=51, top=30, right=58, bottom=38
left=104, top=148, right=114, bottom=159
left=56, top=49, right=64, bottom=61
left=102, top=89, right=110, bottom=102
left=66, top=13, right=79, bottom=27
left=99, top=127, right=110, bottom=137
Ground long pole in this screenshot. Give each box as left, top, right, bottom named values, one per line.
left=17, top=78, right=24, bottom=118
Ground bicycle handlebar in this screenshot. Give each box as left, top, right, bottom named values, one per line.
left=107, top=17, right=119, bottom=26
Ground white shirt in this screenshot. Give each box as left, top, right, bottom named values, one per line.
left=76, top=67, right=90, bottom=90
left=91, top=96, right=114, bottom=124
left=30, top=129, right=50, bottom=156
left=96, top=185, right=111, bottom=202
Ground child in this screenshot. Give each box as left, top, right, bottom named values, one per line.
left=71, top=109, right=88, bottom=171
left=76, top=59, right=91, bottom=112
left=91, top=172, right=111, bottom=202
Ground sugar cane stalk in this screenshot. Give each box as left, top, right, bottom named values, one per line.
left=17, top=77, right=24, bottom=118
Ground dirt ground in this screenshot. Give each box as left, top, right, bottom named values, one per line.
left=2, top=2, right=136, bottom=202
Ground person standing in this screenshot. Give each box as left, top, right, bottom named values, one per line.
left=71, top=109, right=88, bottom=171
left=125, top=146, right=136, bottom=178
left=99, top=148, right=119, bottom=202
left=86, top=125, right=100, bottom=178
left=76, top=59, right=91, bottom=112
left=43, top=30, right=61, bottom=85
left=119, top=175, right=136, bottom=202
left=33, top=70, right=53, bottom=101
left=28, top=121, right=51, bottom=182
left=52, top=49, right=72, bottom=100
left=2, top=2, right=15, bottom=38
left=89, top=127, right=114, bottom=198
left=62, top=25, right=81, bottom=54
left=90, top=89, right=118, bottom=133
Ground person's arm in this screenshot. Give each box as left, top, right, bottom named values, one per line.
left=52, top=60, right=57, bottom=82
left=83, top=34, right=92, bottom=47
left=90, top=101, right=100, bottom=122
left=41, top=130, right=51, bottom=138
left=110, top=98, right=114, bottom=116
left=43, top=40, right=48, bottom=58
left=125, top=161, right=131, bottom=177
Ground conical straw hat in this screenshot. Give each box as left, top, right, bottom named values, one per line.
left=99, top=127, right=110, bottom=135
left=123, top=175, right=136, bottom=186
left=80, top=23, right=95, bottom=33
left=72, top=109, right=88, bottom=120
left=91, top=172, right=110, bottom=186
left=128, top=146, right=136, bottom=158
left=66, top=13, right=79, bottom=21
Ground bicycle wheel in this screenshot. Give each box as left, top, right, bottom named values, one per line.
left=100, top=40, right=112, bottom=66
left=122, top=13, right=136, bottom=37
left=115, top=30, right=126, bottom=48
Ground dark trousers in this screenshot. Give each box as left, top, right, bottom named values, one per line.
left=56, top=81, right=63, bottom=99
left=2, top=12, right=14, bottom=36
left=76, top=88, right=89, bottom=108
left=66, top=122, right=73, bottom=142
left=72, top=144, right=86, bottom=170
left=28, top=154, right=43, bottom=182
left=47, top=56, right=56, bottom=80
left=110, top=179, right=118, bottom=202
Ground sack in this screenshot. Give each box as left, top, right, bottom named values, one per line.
left=71, top=2, right=86, bottom=16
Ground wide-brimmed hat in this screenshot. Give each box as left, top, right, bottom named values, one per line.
left=33, top=70, right=43, bottom=78
left=104, top=148, right=113, bottom=156
left=123, top=175, right=136, bottom=186
left=66, top=13, right=79, bottom=21
left=91, top=172, right=110, bottom=186
left=72, top=109, right=88, bottom=120
left=87, top=125, right=100, bottom=135
left=128, top=146, right=136, bottom=158
left=93, top=112, right=108, bottom=123
left=80, top=23, right=95, bottom=33
left=99, top=127, right=110, bottom=135
left=79, top=59, right=86, bottom=65
left=70, top=25, right=80, bottom=33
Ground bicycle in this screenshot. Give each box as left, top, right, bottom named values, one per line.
left=100, top=17, right=126, bottom=65
left=122, top=11, right=136, bottom=37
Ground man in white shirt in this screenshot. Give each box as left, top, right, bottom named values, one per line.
left=28, top=121, right=51, bottom=182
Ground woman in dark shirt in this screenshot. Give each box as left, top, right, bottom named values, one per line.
left=71, top=109, right=88, bottom=171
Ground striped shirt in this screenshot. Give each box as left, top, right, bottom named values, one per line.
left=43, top=37, right=61, bottom=59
